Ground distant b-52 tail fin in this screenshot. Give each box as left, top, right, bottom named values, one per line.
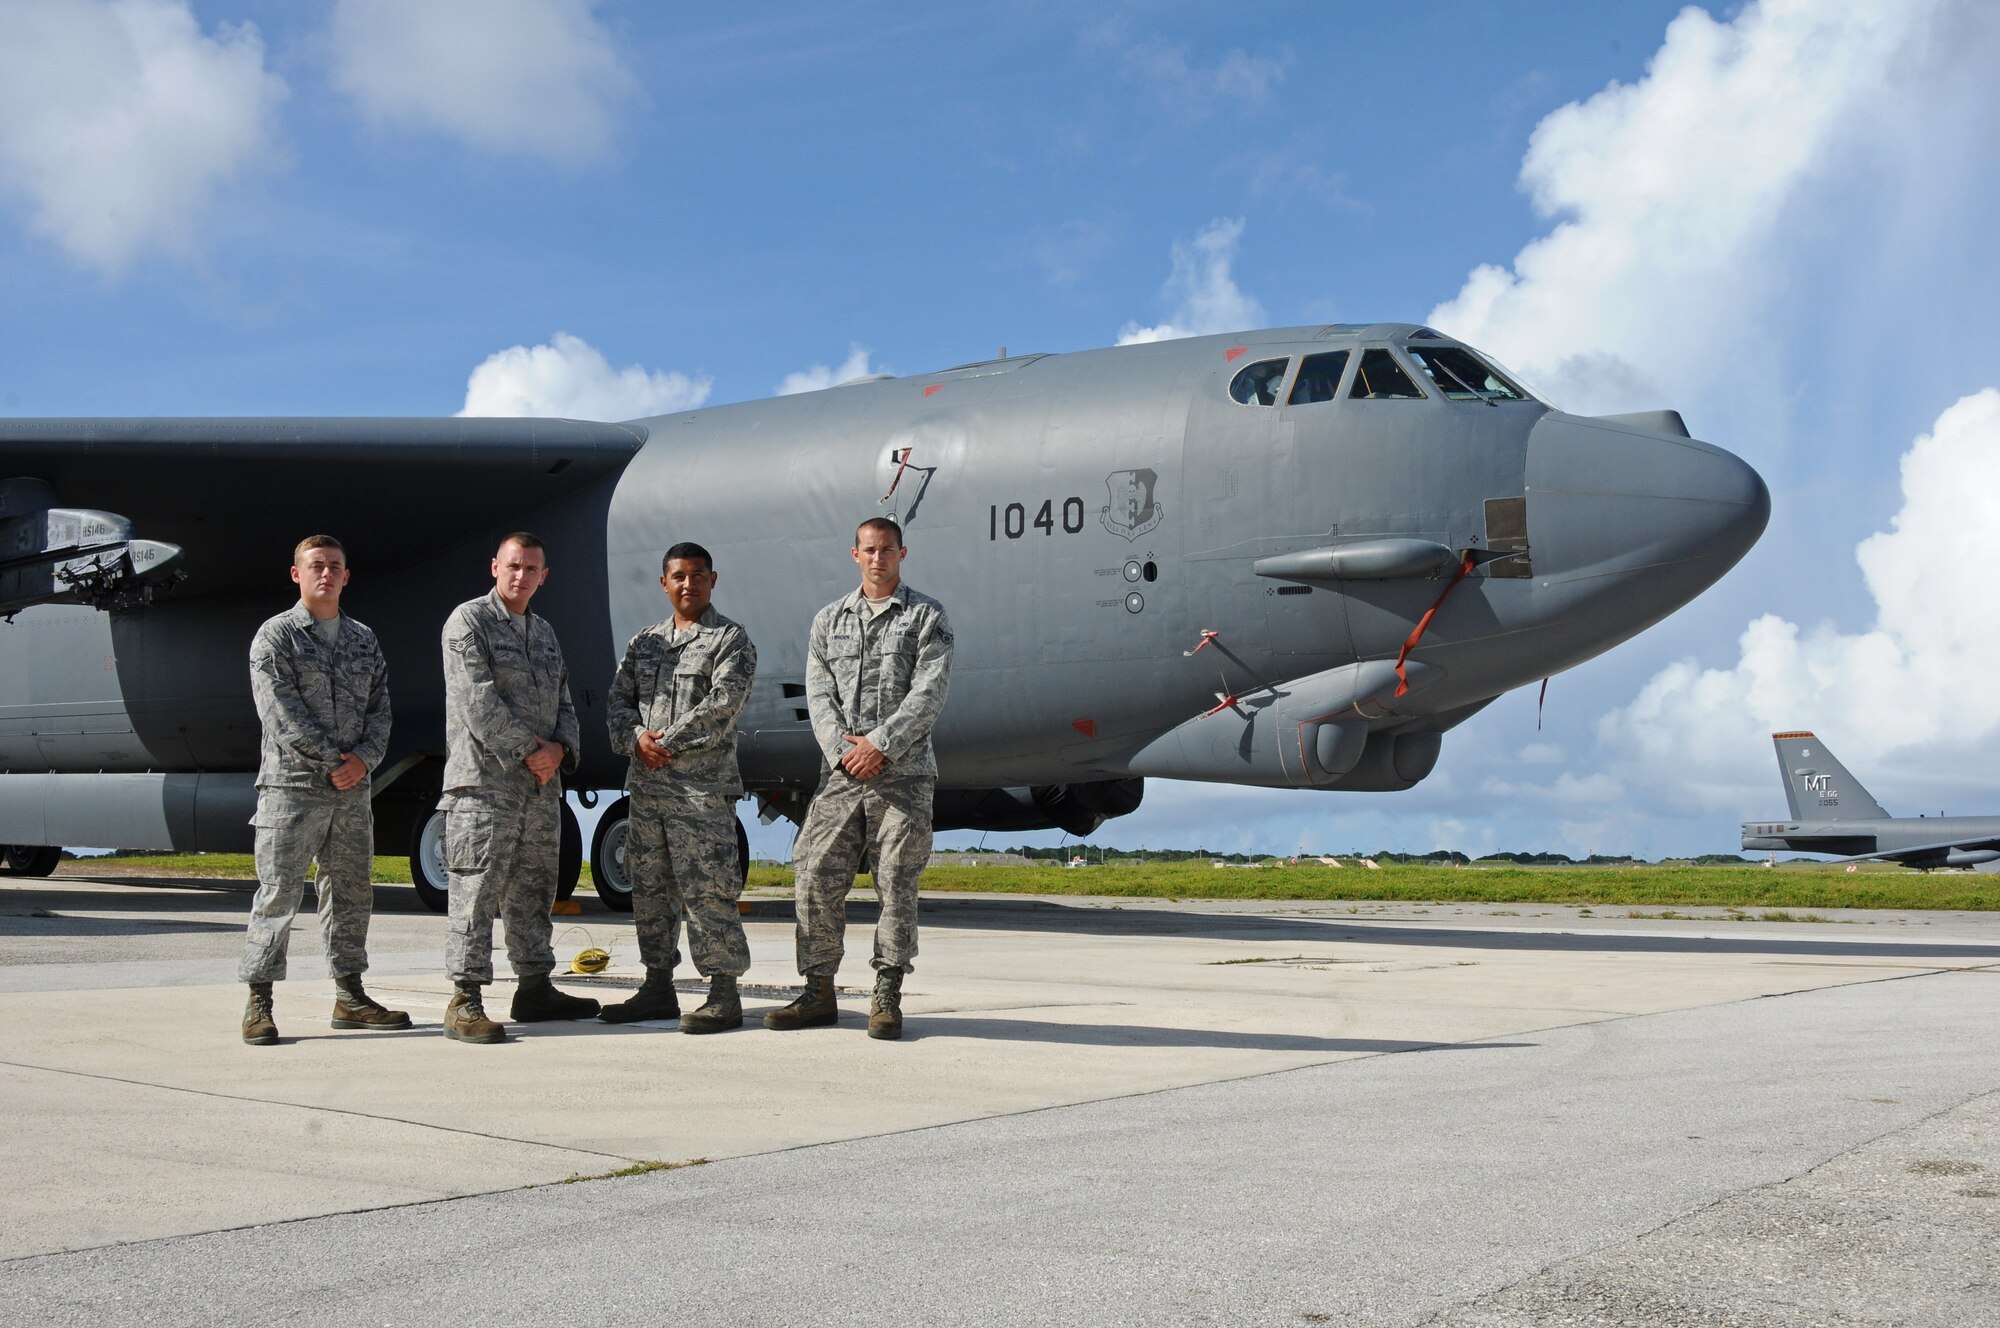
left=1771, top=731, right=1887, bottom=822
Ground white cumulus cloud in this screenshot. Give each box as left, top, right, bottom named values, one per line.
left=329, top=0, right=638, bottom=161
left=0, top=0, right=287, bottom=276
left=1402, top=0, right=2000, bottom=852
left=1598, top=389, right=2000, bottom=810
left=1117, top=217, right=1267, bottom=345
left=776, top=345, right=884, bottom=396
left=459, top=332, right=710, bottom=420
left=1425, top=0, right=1942, bottom=417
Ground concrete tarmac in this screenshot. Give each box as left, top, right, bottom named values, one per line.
left=2, top=871, right=1996, bottom=1325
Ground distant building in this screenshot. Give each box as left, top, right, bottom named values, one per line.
left=928, top=851, right=1038, bottom=868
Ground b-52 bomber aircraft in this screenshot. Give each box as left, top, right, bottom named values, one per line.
left=1742, top=731, right=2000, bottom=868
left=0, top=323, right=1768, bottom=907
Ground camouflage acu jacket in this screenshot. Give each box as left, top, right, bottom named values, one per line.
left=608, top=606, right=757, bottom=798
left=806, top=582, right=953, bottom=778
left=249, top=603, right=392, bottom=790
left=441, top=589, right=580, bottom=799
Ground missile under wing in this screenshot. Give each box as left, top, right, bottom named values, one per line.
left=0, top=323, right=1768, bottom=902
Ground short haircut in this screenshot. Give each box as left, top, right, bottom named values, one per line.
left=497, top=531, right=546, bottom=556
left=662, top=541, right=714, bottom=573
left=294, top=535, right=345, bottom=563
left=854, top=516, right=904, bottom=547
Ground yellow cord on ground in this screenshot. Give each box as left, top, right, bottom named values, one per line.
left=556, top=924, right=611, bottom=974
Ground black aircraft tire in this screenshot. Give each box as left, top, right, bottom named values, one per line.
left=1, top=844, right=61, bottom=877
left=557, top=799, right=582, bottom=901
left=590, top=796, right=634, bottom=913
left=406, top=800, right=580, bottom=912
left=589, top=801, right=744, bottom=908
left=409, top=801, right=580, bottom=912
left=409, top=807, right=450, bottom=914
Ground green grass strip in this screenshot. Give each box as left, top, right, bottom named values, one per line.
left=62, top=855, right=1998, bottom=911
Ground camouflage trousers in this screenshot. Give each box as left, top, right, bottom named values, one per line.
left=239, top=786, right=375, bottom=983
left=628, top=791, right=749, bottom=978
left=792, top=769, right=934, bottom=977
left=442, top=788, right=560, bottom=984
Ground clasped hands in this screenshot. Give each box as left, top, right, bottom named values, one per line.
left=838, top=733, right=886, bottom=780
left=635, top=730, right=674, bottom=771
left=328, top=753, right=367, bottom=792
left=524, top=736, right=566, bottom=785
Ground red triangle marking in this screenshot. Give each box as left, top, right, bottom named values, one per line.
left=1224, top=346, right=1248, bottom=362
left=1071, top=718, right=1097, bottom=738
left=923, top=384, right=942, bottom=397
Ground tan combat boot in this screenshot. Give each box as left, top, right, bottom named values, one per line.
left=868, top=966, right=904, bottom=1041
left=599, top=968, right=681, bottom=1024
left=763, top=974, right=838, bottom=1030
left=331, top=974, right=413, bottom=1030
left=242, top=982, right=278, bottom=1046
left=510, top=973, right=602, bottom=1022
left=444, top=981, right=506, bottom=1044
left=680, top=974, right=742, bottom=1035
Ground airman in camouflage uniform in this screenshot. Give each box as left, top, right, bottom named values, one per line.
left=438, top=533, right=598, bottom=1043
left=239, top=535, right=406, bottom=1045
left=767, top=517, right=953, bottom=1041
left=600, top=541, right=758, bottom=1034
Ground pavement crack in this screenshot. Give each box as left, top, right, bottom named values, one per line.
left=922, top=1000, right=1138, bottom=1016
left=0, top=1057, right=635, bottom=1165
left=1407, top=1084, right=2000, bottom=1326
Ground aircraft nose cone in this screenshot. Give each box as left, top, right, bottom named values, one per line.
left=1527, top=411, right=1769, bottom=597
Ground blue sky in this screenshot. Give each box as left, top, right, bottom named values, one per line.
left=4, top=1, right=1998, bottom=862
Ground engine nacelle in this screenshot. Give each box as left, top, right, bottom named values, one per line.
left=933, top=779, right=1145, bottom=836
left=1123, top=659, right=1441, bottom=789
left=1316, top=729, right=1444, bottom=791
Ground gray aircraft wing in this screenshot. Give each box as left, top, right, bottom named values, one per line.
left=1816, top=836, right=2000, bottom=867
left=0, top=418, right=644, bottom=610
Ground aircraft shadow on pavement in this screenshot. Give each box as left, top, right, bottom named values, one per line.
left=900, top=1014, right=1538, bottom=1054
left=14, top=880, right=1998, bottom=963
left=20, top=877, right=569, bottom=918
left=0, top=908, right=242, bottom=939
left=913, top=902, right=2000, bottom=961
left=4, top=878, right=450, bottom=919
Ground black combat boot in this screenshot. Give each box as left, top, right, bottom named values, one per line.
left=444, top=981, right=505, bottom=1043
left=680, top=974, right=743, bottom=1035
left=242, top=982, right=278, bottom=1046
left=331, top=974, right=413, bottom=1030
left=763, top=974, right=839, bottom=1030
left=598, top=968, right=681, bottom=1024
left=868, top=966, right=904, bottom=1041
left=510, top=973, right=602, bottom=1022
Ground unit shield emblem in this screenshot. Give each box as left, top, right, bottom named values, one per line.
left=1101, top=468, right=1164, bottom=541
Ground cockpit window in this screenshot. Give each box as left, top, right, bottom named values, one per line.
left=1348, top=349, right=1425, bottom=400
left=1403, top=345, right=1529, bottom=401
left=1286, top=351, right=1349, bottom=405
left=1229, top=357, right=1290, bottom=406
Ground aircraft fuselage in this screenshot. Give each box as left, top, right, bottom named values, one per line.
left=0, top=323, right=1769, bottom=858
